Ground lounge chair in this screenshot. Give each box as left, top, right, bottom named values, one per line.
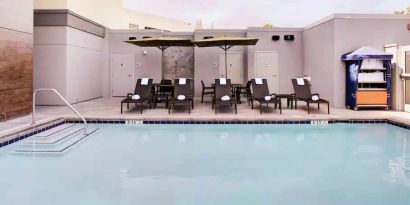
left=168, top=78, right=194, bottom=114
left=213, top=79, right=237, bottom=114
left=251, top=78, right=282, bottom=114
left=121, top=78, right=153, bottom=114
left=291, top=78, right=330, bottom=114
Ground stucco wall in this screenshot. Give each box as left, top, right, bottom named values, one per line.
left=34, top=26, right=105, bottom=105
left=247, top=28, right=304, bottom=94
left=302, top=20, right=336, bottom=106
left=33, top=27, right=67, bottom=105
left=0, top=0, right=33, bottom=119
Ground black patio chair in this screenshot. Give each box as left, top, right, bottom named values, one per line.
left=250, top=79, right=282, bottom=114
left=201, top=80, right=214, bottom=103
left=291, top=78, right=330, bottom=114
left=213, top=79, right=237, bottom=114
left=168, top=79, right=194, bottom=114
left=121, top=78, right=153, bottom=114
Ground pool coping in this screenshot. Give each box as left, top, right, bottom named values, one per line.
left=1, top=117, right=410, bottom=149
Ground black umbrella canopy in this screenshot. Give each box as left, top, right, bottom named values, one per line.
left=193, top=37, right=259, bottom=49
left=125, top=37, right=194, bottom=50
left=125, top=37, right=194, bottom=79
left=193, top=37, right=259, bottom=78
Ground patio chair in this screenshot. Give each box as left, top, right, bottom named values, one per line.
left=291, top=78, right=330, bottom=114
left=201, top=80, right=214, bottom=103
left=168, top=78, right=194, bottom=114
left=121, top=78, right=153, bottom=114
left=213, top=79, right=237, bottom=114
left=235, top=80, right=252, bottom=105
left=251, top=79, right=282, bottom=114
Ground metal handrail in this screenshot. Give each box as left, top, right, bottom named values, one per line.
left=32, top=88, right=88, bottom=135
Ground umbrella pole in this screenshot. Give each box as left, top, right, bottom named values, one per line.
left=161, top=48, right=165, bottom=79
left=224, top=46, right=228, bottom=78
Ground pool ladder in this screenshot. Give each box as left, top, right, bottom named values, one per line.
left=32, top=88, right=88, bottom=135
left=14, top=124, right=98, bottom=154
left=13, top=88, right=98, bottom=154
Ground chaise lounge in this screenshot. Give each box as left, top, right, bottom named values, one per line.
left=213, top=78, right=237, bottom=114
left=251, top=78, right=282, bottom=114
left=121, top=78, right=153, bottom=114
left=168, top=78, right=194, bottom=114
left=291, top=78, right=330, bottom=114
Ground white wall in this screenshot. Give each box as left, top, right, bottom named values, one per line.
left=33, top=27, right=67, bottom=105
left=303, top=20, right=336, bottom=106
left=34, top=26, right=105, bottom=105
left=66, top=27, right=103, bottom=103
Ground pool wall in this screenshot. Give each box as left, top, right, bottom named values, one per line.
left=1, top=118, right=410, bottom=149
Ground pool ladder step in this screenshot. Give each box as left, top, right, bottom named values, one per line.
left=14, top=124, right=98, bottom=154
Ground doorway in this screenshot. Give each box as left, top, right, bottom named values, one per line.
left=254, top=51, right=279, bottom=93
left=111, top=53, right=134, bottom=97
left=219, top=52, right=244, bottom=84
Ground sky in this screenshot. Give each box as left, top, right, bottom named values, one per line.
left=123, top=0, right=409, bottom=28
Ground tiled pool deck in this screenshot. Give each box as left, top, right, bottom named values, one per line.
left=2, top=97, right=410, bottom=138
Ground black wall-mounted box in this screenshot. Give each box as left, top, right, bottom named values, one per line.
left=284, top=35, right=295, bottom=41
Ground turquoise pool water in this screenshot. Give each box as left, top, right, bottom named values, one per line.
left=0, top=123, right=409, bottom=205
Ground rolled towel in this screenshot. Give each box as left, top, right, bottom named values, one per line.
left=255, top=78, right=263, bottom=85
left=220, top=78, right=227, bottom=85
left=312, top=95, right=319, bottom=101
left=221, top=95, right=230, bottom=101
left=132, top=95, right=141, bottom=100
left=141, top=78, right=149, bottom=85
left=177, top=95, right=186, bottom=100
left=264, top=96, right=271, bottom=101
left=296, top=78, right=305, bottom=85
left=179, top=78, right=186, bottom=85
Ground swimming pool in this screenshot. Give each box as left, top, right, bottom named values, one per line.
left=0, top=123, right=409, bottom=205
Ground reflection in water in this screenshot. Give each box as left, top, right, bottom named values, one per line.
left=385, top=137, right=410, bottom=187
left=141, top=135, right=150, bottom=143
left=178, top=134, right=186, bottom=143
left=219, top=133, right=228, bottom=145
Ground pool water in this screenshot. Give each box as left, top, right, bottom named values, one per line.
left=0, top=123, right=410, bottom=205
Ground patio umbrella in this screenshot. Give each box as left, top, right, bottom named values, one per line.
left=193, top=37, right=259, bottom=78
left=125, top=37, right=194, bottom=79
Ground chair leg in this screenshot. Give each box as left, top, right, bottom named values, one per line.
left=307, top=102, right=310, bottom=114
left=168, top=103, right=171, bottom=114
left=327, top=102, right=330, bottom=114
left=140, top=103, right=143, bottom=114
left=235, top=104, right=237, bottom=114
left=215, top=105, right=217, bottom=114
left=121, top=103, right=123, bottom=114
left=260, top=102, right=262, bottom=114
left=127, top=103, right=129, bottom=109
left=201, top=91, right=204, bottom=103
left=279, top=102, right=282, bottom=114
left=318, top=103, right=320, bottom=110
